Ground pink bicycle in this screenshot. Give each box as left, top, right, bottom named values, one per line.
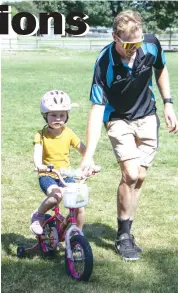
left=17, top=165, right=100, bottom=281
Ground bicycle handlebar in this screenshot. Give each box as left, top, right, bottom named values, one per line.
left=34, top=164, right=101, bottom=186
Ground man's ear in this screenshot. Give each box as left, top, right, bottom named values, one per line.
left=112, top=32, right=116, bottom=42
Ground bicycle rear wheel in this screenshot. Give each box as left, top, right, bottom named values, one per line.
left=65, top=235, right=93, bottom=281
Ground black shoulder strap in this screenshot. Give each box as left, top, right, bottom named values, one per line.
left=41, top=125, right=48, bottom=145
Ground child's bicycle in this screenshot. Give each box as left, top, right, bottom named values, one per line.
left=17, top=165, right=100, bottom=281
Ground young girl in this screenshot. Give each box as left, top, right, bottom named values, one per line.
left=30, top=90, right=86, bottom=235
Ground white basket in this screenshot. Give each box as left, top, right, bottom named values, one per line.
left=63, top=183, right=89, bottom=208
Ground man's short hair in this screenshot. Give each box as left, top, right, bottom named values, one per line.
left=113, top=10, right=142, bottom=36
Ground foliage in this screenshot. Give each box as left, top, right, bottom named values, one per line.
left=3, top=1, right=39, bottom=16
left=121, top=1, right=178, bottom=33
left=33, top=1, right=113, bottom=27
left=33, top=0, right=178, bottom=32
left=3, top=1, right=178, bottom=32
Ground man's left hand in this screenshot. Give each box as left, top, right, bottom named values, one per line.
left=164, top=104, right=178, bottom=133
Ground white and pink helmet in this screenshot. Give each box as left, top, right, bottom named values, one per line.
left=40, top=90, right=71, bottom=114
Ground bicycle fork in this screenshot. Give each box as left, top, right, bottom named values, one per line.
left=65, top=208, right=84, bottom=259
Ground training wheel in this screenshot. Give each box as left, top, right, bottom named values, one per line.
left=17, top=246, right=25, bottom=258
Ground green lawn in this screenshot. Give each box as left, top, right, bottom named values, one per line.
left=1, top=49, right=178, bottom=293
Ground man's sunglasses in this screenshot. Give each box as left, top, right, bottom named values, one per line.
left=115, top=35, right=144, bottom=49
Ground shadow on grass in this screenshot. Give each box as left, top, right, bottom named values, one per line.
left=1, top=232, right=178, bottom=293
left=84, top=223, right=116, bottom=251
left=1, top=233, right=65, bottom=259
left=2, top=246, right=178, bottom=293
left=1, top=233, right=36, bottom=257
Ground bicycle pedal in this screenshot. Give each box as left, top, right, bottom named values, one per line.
left=58, top=242, right=65, bottom=250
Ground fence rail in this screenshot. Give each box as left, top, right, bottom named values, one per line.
left=1, top=37, right=178, bottom=51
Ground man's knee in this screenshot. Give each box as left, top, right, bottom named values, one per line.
left=122, top=169, right=139, bottom=185
left=137, top=167, right=147, bottom=183
left=120, top=159, right=140, bottom=185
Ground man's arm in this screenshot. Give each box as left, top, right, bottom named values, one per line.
left=80, top=103, right=105, bottom=170
left=154, top=66, right=171, bottom=100
left=155, top=67, right=178, bottom=133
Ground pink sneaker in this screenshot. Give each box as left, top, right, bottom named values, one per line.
left=30, top=210, right=45, bottom=235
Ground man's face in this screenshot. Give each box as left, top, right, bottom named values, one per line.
left=113, top=29, right=143, bottom=58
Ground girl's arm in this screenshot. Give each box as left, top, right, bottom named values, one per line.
left=76, top=142, right=86, bottom=156
left=34, top=143, right=47, bottom=171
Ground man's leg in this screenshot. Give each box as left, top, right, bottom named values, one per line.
left=115, top=158, right=141, bottom=260
left=76, top=207, right=85, bottom=230
left=117, top=158, right=140, bottom=220
left=128, top=166, right=147, bottom=252
left=130, top=166, right=147, bottom=221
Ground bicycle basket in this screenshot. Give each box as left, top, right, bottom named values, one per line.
left=63, top=183, right=89, bottom=208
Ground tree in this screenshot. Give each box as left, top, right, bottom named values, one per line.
left=33, top=1, right=113, bottom=27
left=121, top=1, right=178, bottom=33
left=3, top=1, right=39, bottom=17
left=32, top=1, right=178, bottom=32
left=84, top=1, right=113, bottom=27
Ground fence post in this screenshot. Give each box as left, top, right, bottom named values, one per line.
left=36, top=38, right=39, bottom=49
left=168, top=28, right=172, bottom=50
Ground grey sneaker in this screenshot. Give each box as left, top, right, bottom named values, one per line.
left=115, top=233, right=140, bottom=261
left=130, top=234, right=143, bottom=253
left=30, top=210, right=45, bottom=235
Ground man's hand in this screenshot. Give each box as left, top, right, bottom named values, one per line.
left=80, top=156, right=94, bottom=177
left=80, top=157, right=100, bottom=177
left=164, top=104, right=178, bottom=133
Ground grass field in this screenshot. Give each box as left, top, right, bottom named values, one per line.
left=1, top=49, right=178, bottom=293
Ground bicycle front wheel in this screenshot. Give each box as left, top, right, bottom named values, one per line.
left=65, top=235, right=93, bottom=281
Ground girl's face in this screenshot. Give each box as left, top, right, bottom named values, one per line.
left=47, top=111, right=68, bottom=129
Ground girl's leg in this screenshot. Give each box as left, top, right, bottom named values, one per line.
left=76, top=207, right=85, bottom=230
left=30, top=184, right=63, bottom=235
left=38, top=185, right=63, bottom=214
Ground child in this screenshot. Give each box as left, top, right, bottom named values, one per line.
left=30, top=90, right=86, bottom=235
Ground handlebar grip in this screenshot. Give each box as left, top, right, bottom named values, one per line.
left=47, top=164, right=54, bottom=172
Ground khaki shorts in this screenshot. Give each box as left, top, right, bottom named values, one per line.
left=105, top=114, right=160, bottom=167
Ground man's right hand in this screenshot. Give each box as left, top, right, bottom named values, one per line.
left=80, top=157, right=101, bottom=177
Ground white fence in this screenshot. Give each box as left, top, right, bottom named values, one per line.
left=1, top=36, right=178, bottom=51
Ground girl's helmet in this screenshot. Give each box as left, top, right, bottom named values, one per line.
left=40, top=90, right=71, bottom=115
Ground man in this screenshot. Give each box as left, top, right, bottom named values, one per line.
left=81, top=10, right=178, bottom=261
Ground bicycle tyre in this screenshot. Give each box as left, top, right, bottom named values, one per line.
left=17, top=246, right=25, bottom=258
left=65, top=235, right=93, bottom=281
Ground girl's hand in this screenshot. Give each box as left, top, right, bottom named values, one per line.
left=36, top=164, right=48, bottom=172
